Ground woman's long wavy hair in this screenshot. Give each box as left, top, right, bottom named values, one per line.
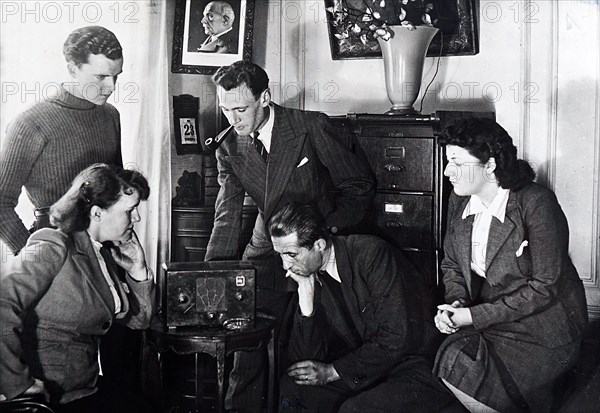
left=50, top=163, right=150, bottom=233
left=439, top=117, right=535, bottom=190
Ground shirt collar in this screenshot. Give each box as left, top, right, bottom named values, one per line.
left=255, top=104, right=275, bottom=152
left=87, top=232, right=103, bottom=251
left=212, top=27, right=233, bottom=39
left=320, top=244, right=341, bottom=283
left=462, top=187, right=510, bottom=223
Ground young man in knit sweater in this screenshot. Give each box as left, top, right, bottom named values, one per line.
left=0, top=25, right=124, bottom=255
left=0, top=26, right=147, bottom=408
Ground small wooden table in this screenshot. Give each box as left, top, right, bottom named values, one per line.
left=145, top=316, right=276, bottom=413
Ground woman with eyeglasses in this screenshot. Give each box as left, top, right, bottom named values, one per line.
left=433, top=118, right=587, bottom=413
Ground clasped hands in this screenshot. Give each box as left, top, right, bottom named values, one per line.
left=434, top=300, right=473, bottom=334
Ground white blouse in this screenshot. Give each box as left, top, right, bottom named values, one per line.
left=461, top=187, right=510, bottom=278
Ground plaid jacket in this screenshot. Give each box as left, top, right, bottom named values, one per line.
left=0, top=229, right=154, bottom=403
left=441, top=182, right=588, bottom=348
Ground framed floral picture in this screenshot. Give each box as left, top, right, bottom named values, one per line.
left=325, top=0, right=479, bottom=59
left=172, top=0, right=255, bottom=74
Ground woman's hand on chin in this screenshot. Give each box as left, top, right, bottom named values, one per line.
left=110, top=231, right=149, bottom=281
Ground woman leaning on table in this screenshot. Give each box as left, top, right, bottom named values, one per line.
left=0, top=163, right=155, bottom=413
left=433, top=118, right=588, bottom=413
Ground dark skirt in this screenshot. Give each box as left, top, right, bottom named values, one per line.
left=433, top=321, right=581, bottom=413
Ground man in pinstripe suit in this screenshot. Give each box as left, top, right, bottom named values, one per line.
left=204, top=61, right=375, bottom=412
left=205, top=60, right=375, bottom=291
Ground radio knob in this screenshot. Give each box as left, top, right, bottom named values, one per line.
left=207, top=312, right=215, bottom=319
left=235, top=292, right=244, bottom=301
left=178, top=293, right=189, bottom=304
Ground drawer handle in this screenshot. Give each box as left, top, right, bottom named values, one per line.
left=384, top=164, right=405, bottom=172
left=385, top=146, right=406, bottom=158
left=385, top=221, right=403, bottom=228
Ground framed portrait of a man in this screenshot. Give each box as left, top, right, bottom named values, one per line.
left=172, top=0, right=255, bottom=74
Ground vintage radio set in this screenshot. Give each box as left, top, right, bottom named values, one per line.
left=161, top=261, right=256, bottom=329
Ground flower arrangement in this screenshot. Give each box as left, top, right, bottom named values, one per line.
left=326, top=0, right=439, bottom=45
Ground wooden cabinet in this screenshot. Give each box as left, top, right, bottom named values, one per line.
left=171, top=205, right=258, bottom=261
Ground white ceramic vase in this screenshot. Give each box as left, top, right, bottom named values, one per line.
left=377, top=25, right=439, bottom=115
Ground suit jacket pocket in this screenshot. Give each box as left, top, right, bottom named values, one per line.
left=26, top=340, right=67, bottom=368
left=24, top=341, right=68, bottom=393
left=296, top=157, right=309, bottom=168
left=521, top=301, right=575, bottom=348
left=514, top=239, right=532, bottom=276
left=287, top=161, right=326, bottom=203
left=64, top=343, right=98, bottom=392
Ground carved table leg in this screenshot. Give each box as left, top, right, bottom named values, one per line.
left=194, top=353, right=204, bottom=413
left=216, top=342, right=226, bottom=413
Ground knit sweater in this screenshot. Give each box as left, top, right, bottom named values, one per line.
left=0, top=86, right=122, bottom=253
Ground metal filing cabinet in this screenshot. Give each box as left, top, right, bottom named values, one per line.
left=332, top=111, right=494, bottom=286
left=171, top=112, right=493, bottom=283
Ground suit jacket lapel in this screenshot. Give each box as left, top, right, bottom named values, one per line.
left=450, top=200, right=478, bottom=299
left=320, top=238, right=363, bottom=349
left=71, top=232, right=116, bottom=317
left=225, top=130, right=267, bottom=210
left=265, top=105, right=307, bottom=219
left=100, top=244, right=131, bottom=319
left=485, top=195, right=517, bottom=270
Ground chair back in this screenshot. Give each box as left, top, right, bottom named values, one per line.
left=0, top=395, right=55, bottom=413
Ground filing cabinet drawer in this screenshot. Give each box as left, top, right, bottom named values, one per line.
left=357, top=123, right=434, bottom=138
left=357, top=136, right=434, bottom=192
left=372, top=192, right=434, bottom=250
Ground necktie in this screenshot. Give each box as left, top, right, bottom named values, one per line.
left=251, top=131, right=268, bottom=162
left=99, top=245, right=127, bottom=316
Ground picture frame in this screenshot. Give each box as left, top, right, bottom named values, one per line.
left=324, top=0, right=479, bottom=60
left=172, top=0, right=255, bottom=75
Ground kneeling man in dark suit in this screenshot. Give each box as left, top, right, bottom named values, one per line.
left=269, top=202, right=463, bottom=413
